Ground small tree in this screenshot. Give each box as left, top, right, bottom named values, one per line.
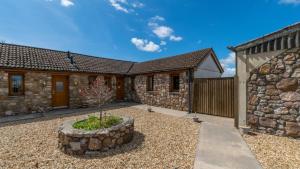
left=79, top=76, right=113, bottom=122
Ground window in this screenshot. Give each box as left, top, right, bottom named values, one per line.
left=9, top=73, right=24, bottom=96
left=104, top=76, right=112, bottom=90
left=88, top=75, right=97, bottom=86
left=170, top=74, right=180, bottom=92
left=131, top=77, right=135, bottom=91
left=147, top=75, right=154, bottom=91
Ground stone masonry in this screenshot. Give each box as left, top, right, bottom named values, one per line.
left=58, top=116, right=134, bottom=155
left=130, top=71, right=189, bottom=111
left=0, top=71, right=52, bottom=116
left=0, top=69, right=189, bottom=116
left=0, top=71, right=116, bottom=116
left=247, top=48, right=300, bottom=138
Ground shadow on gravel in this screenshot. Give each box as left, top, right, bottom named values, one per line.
left=65, top=131, right=145, bottom=159
left=0, top=102, right=140, bottom=128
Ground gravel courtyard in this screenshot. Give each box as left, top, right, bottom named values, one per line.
left=244, top=133, right=300, bottom=169
left=0, top=107, right=200, bottom=169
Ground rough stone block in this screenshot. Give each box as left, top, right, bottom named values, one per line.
left=70, top=142, right=81, bottom=151
left=88, top=138, right=101, bottom=150
left=259, top=117, right=277, bottom=128
left=285, top=122, right=300, bottom=137
left=274, top=107, right=289, bottom=115
left=280, top=92, right=300, bottom=102
left=276, top=78, right=298, bottom=92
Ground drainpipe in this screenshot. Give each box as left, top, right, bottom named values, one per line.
left=188, top=68, right=193, bottom=114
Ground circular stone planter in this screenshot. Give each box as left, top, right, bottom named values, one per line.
left=58, top=116, right=134, bottom=155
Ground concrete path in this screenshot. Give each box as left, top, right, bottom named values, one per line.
left=131, top=105, right=262, bottom=169
left=130, top=104, right=188, bottom=117
left=194, top=121, right=262, bottom=169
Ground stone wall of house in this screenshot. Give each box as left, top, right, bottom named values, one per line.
left=124, top=77, right=134, bottom=101
left=69, top=75, right=116, bottom=108
left=0, top=70, right=117, bottom=116
left=131, top=71, right=189, bottom=111
left=247, top=48, right=300, bottom=138
left=0, top=71, right=52, bottom=116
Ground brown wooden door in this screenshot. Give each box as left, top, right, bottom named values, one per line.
left=52, top=75, right=69, bottom=108
left=116, top=77, right=124, bottom=100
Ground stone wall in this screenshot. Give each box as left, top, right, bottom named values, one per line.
left=0, top=70, right=117, bottom=116
left=58, top=116, right=134, bottom=155
left=0, top=71, right=52, bottom=116
left=131, top=71, right=189, bottom=111
left=247, top=48, right=300, bottom=138
left=69, top=75, right=116, bottom=108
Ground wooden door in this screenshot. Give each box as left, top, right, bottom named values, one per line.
left=116, top=77, right=124, bottom=100
left=52, top=75, right=69, bottom=108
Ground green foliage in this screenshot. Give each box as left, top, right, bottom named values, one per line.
left=73, top=115, right=122, bottom=131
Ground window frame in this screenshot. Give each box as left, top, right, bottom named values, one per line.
left=146, top=75, right=154, bottom=91
left=170, top=73, right=180, bottom=92
left=104, top=76, right=112, bottom=90
left=8, top=72, right=25, bottom=96
left=88, top=75, right=97, bottom=87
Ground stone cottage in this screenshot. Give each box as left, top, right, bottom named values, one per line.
left=0, top=43, right=223, bottom=116
left=230, top=23, right=300, bottom=137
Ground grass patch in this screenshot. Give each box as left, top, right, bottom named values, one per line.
left=73, top=115, right=123, bottom=131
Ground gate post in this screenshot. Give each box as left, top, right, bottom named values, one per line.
left=234, top=75, right=239, bottom=128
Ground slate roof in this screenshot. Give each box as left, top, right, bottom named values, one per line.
left=0, top=43, right=222, bottom=75
left=128, top=48, right=222, bottom=74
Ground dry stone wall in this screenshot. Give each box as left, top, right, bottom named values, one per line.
left=247, top=48, right=300, bottom=138
left=58, top=116, right=134, bottom=155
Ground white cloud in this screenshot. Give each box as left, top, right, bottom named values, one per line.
left=160, top=41, right=167, bottom=46
left=169, top=35, right=183, bottom=42
left=150, top=15, right=165, bottom=22
left=279, top=0, right=300, bottom=5
left=153, top=26, right=173, bottom=38
left=61, top=0, right=74, bottom=7
left=131, top=38, right=161, bottom=52
left=45, top=0, right=74, bottom=7
left=108, top=0, right=144, bottom=13
left=148, top=16, right=182, bottom=42
left=109, top=0, right=129, bottom=13
left=132, top=2, right=144, bottom=8
left=220, top=52, right=236, bottom=77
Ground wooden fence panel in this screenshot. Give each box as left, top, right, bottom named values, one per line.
left=193, top=77, right=235, bottom=118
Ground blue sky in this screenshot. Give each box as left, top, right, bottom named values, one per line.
left=0, top=0, right=299, bottom=76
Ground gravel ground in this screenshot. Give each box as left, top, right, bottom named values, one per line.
left=0, top=107, right=200, bottom=169
left=244, top=133, right=300, bottom=169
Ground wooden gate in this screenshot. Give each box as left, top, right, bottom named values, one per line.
left=193, top=77, right=235, bottom=118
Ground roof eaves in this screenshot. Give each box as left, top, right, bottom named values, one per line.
left=231, top=22, right=300, bottom=50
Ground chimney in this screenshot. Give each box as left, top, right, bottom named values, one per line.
left=67, top=51, right=74, bottom=64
